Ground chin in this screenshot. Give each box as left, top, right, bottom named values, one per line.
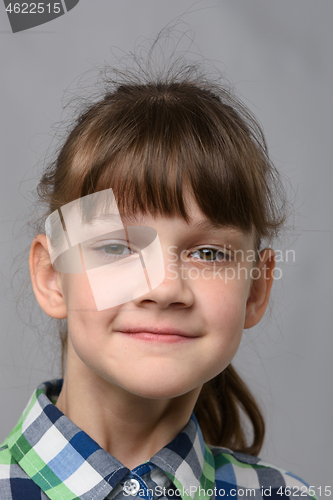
left=129, top=387, right=192, bottom=400
left=118, top=377, right=198, bottom=400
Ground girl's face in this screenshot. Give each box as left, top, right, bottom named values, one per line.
left=51, top=194, right=268, bottom=400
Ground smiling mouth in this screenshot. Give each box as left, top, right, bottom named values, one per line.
left=116, top=326, right=198, bottom=343
left=118, top=332, right=196, bottom=343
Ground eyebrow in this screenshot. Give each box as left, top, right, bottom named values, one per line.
left=187, top=218, right=247, bottom=237
left=189, top=219, right=229, bottom=232
left=89, top=214, right=123, bottom=224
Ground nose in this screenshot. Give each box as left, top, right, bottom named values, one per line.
left=132, top=249, right=195, bottom=310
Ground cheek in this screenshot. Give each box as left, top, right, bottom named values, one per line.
left=195, top=269, right=250, bottom=327
left=61, top=272, right=97, bottom=312
left=66, top=305, right=124, bottom=383
left=61, top=273, right=121, bottom=359
left=192, top=271, right=251, bottom=369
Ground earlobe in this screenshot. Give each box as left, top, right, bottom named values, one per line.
left=244, top=248, right=275, bottom=329
left=29, top=234, right=67, bottom=319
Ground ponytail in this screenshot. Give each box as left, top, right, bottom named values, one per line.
left=194, top=364, right=265, bottom=456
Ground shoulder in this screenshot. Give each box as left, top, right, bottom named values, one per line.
left=0, top=441, right=45, bottom=499
left=208, top=445, right=317, bottom=499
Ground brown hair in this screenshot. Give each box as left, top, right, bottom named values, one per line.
left=37, top=64, right=287, bottom=456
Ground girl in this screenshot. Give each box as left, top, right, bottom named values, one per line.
left=0, top=60, right=316, bottom=499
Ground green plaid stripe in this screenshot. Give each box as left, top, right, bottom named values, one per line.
left=6, top=389, right=79, bottom=500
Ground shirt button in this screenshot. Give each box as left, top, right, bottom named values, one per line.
left=123, top=478, right=141, bottom=495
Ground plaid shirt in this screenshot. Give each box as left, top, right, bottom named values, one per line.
left=0, top=380, right=316, bottom=500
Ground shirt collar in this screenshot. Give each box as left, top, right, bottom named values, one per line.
left=7, top=380, right=215, bottom=500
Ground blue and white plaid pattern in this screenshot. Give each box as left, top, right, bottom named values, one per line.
left=0, top=380, right=316, bottom=500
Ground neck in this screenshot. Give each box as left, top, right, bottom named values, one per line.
left=56, top=350, right=201, bottom=470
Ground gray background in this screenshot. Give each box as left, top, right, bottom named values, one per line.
left=1, top=0, right=332, bottom=488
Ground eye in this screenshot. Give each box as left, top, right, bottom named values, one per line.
left=101, top=243, right=131, bottom=255
left=190, top=247, right=230, bottom=262
left=94, top=241, right=137, bottom=259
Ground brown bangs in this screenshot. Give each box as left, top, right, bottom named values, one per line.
left=50, top=82, right=284, bottom=246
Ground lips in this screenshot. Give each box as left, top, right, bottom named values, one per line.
left=116, top=325, right=198, bottom=342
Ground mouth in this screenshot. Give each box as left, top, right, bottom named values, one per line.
left=116, top=326, right=198, bottom=343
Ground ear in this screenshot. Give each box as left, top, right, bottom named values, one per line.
left=29, top=234, right=67, bottom=319
left=244, top=248, right=275, bottom=329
